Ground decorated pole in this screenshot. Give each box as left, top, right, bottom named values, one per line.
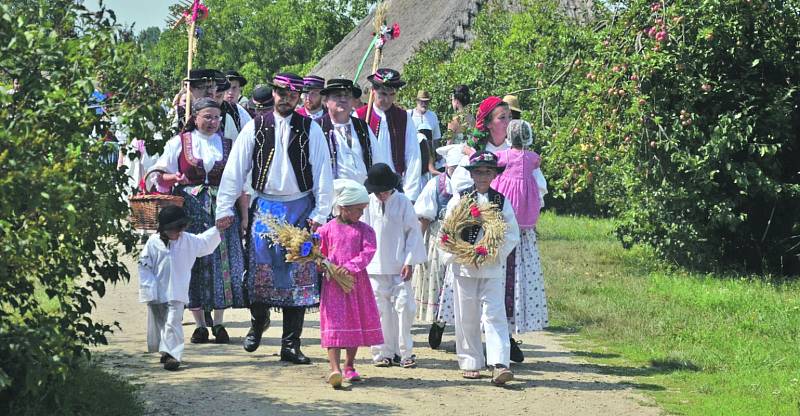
left=169, top=0, right=209, bottom=124
left=184, top=18, right=196, bottom=124
left=354, top=2, right=399, bottom=125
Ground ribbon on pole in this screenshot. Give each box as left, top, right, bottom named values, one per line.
left=180, top=1, right=210, bottom=124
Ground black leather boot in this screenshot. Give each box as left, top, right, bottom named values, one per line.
left=510, top=337, right=524, bottom=363
left=280, top=307, right=310, bottom=364
left=428, top=322, right=445, bottom=349
left=243, top=305, right=270, bottom=353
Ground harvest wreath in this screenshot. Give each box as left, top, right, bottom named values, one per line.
left=439, top=196, right=506, bottom=267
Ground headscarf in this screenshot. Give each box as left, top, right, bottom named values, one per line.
left=332, top=179, right=369, bottom=215
left=192, top=97, right=220, bottom=113
left=436, top=144, right=465, bottom=167
left=475, top=96, right=504, bottom=131
left=507, top=119, right=533, bottom=148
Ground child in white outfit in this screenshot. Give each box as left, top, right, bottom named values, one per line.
left=439, top=151, right=520, bottom=385
left=138, top=205, right=224, bottom=370
left=362, top=163, right=427, bottom=368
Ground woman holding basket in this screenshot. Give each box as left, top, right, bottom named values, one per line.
left=152, top=97, right=247, bottom=344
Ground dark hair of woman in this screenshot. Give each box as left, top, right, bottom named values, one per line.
left=452, top=84, right=471, bottom=106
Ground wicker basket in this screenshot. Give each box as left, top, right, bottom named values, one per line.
left=129, top=169, right=185, bottom=230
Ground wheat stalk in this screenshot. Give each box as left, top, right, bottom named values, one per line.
left=263, top=216, right=355, bottom=293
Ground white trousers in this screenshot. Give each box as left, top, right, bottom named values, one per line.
left=453, top=275, right=510, bottom=370
left=147, top=301, right=185, bottom=362
left=369, top=274, right=416, bottom=361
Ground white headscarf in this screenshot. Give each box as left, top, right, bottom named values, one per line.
left=332, top=178, right=370, bottom=215
left=436, top=144, right=465, bottom=167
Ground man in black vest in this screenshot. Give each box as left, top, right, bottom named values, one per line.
left=318, top=79, right=377, bottom=184
left=215, top=72, right=334, bottom=364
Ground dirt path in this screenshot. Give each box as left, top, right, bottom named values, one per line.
left=93, top=255, right=663, bottom=416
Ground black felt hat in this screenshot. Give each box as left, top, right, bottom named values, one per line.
left=157, top=205, right=191, bottom=232
left=250, top=85, right=274, bottom=109
left=367, top=68, right=406, bottom=89
left=364, top=163, right=401, bottom=194
left=320, top=78, right=362, bottom=98
left=184, top=68, right=217, bottom=82
left=225, top=70, right=247, bottom=86
left=463, top=150, right=505, bottom=173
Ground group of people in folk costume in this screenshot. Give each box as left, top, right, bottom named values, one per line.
left=137, top=65, right=549, bottom=387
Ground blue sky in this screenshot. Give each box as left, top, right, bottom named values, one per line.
left=88, top=0, right=172, bottom=30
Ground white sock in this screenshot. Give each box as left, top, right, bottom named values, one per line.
left=191, top=310, right=206, bottom=328
left=213, top=309, right=224, bottom=326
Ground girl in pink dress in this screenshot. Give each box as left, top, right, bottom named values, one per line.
left=491, top=120, right=549, bottom=355
left=317, top=179, right=383, bottom=388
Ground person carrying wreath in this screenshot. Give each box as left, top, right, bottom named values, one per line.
left=152, top=98, right=247, bottom=345
left=438, top=150, right=519, bottom=385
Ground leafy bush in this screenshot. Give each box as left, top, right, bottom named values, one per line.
left=401, top=0, right=800, bottom=274
left=0, top=1, right=165, bottom=411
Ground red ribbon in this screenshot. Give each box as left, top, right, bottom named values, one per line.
left=183, top=0, right=209, bottom=23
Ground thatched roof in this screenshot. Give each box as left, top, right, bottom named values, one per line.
left=310, top=0, right=593, bottom=86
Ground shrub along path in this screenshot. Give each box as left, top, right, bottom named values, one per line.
left=91, top=229, right=662, bottom=415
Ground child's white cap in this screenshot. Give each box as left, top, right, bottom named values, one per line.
left=332, top=178, right=369, bottom=215
left=436, top=144, right=465, bottom=167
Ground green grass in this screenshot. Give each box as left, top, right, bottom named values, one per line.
left=538, top=212, right=800, bottom=416
left=5, top=361, right=143, bottom=416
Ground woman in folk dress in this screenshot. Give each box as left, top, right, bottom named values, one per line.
left=153, top=98, right=248, bottom=345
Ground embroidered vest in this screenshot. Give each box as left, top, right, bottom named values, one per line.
left=318, top=115, right=373, bottom=177
left=435, top=174, right=453, bottom=221
left=220, top=100, right=242, bottom=132
left=356, top=104, right=407, bottom=174
left=251, top=112, right=314, bottom=192
left=459, top=187, right=505, bottom=244
left=177, top=132, right=232, bottom=186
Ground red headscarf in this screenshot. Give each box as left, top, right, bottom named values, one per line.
left=475, top=96, right=503, bottom=131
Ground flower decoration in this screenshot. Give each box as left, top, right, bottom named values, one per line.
left=469, top=204, right=481, bottom=218
left=254, top=221, right=269, bottom=235
left=440, top=234, right=450, bottom=244
left=267, top=202, right=287, bottom=219
left=375, top=22, right=400, bottom=50
left=466, top=129, right=488, bottom=152
left=300, top=241, right=313, bottom=257
left=182, top=1, right=209, bottom=23
left=475, top=246, right=488, bottom=256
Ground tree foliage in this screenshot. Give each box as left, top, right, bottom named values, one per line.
left=142, top=0, right=378, bottom=97
left=402, top=0, right=800, bottom=274
left=0, top=0, right=167, bottom=412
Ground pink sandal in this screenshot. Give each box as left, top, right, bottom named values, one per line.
left=344, top=367, right=361, bottom=381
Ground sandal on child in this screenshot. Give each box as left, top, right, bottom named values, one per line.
left=462, top=370, right=481, bottom=379
left=374, top=357, right=393, bottom=367
left=344, top=367, right=361, bottom=381
left=327, top=371, right=343, bottom=388
left=491, top=365, right=514, bottom=385
left=400, top=356, right=417, bottom=368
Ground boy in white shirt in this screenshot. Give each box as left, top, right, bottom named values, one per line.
left=362, top=163, right=427, bottom=368
left=439, top=151, right=520, bottom=385
left=138, top=206, right=228, bottom=370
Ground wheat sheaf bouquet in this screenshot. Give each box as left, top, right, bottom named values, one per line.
left=261, top=215, right=355, bottom=293
left=439, top=196, right=506, bottom=268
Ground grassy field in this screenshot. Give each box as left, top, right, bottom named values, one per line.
left=538, top=212, right=800, bottom=415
